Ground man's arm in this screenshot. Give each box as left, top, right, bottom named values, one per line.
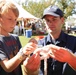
left=67, top=53, right=76, bottom=71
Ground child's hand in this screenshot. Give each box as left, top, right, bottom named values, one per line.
left=22, top=42, right=37, bottom=56
left=28, top=38, right=38, bottom=44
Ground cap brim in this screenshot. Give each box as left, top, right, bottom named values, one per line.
left=41, top=12, right=59, bottom=19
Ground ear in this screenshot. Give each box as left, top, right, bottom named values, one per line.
left=61, top=17, right=64, bottom=24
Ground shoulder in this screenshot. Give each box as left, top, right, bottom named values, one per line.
left=63, top=32, right=76, bottom=46
left=66, top=34, right=76, bottom=41
left=61, top=31, right=76, bottom=40
left=10, top=33, right=18, bottom=37
left=65, top=33, right=76, bottom=51
left=10, top=34, right=19, bottom=39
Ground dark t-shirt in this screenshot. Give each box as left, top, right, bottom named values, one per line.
left=0, top=34, right=22, bottom=75
left=38, top=31, right=76, bottom=75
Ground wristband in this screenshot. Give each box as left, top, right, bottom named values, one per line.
left=18, top=48, right=29, bottom=61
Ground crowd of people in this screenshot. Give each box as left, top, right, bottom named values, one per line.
left=0, top=0, right=76, bottom=75
left=13, top=19, right=47, bottom=36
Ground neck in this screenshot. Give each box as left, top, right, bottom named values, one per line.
left=0, top=27, right=10, bottom=36
left=0, top=33, right=10, bottom=36
left=0, top=30, right=10, bottom=36
left=50, top=31, right=61, bottom=40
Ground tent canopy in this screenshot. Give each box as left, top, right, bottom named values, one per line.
left=11, top=0, right=38, bottom=19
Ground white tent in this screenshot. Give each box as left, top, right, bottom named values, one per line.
left=11, top=0, right=38, bottom=19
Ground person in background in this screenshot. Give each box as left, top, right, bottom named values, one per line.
left=31, top=23, right=36, bottom=34
left=0, top=0, right=38, bottom=75
left=24, top=5, right=76, bottom=75
left=13, top=22, right=20, bottom=35
left=19, top=23, right=23, bottom=35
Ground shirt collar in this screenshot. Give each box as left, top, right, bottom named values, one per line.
left=46, top=31, right=67, bottom=43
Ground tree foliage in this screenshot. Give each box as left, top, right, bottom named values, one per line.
left=22, top=0, right=51, bottom=18
left=55, top=0, right=76, bottom=18
left=18, top=0, right=76, bottom=19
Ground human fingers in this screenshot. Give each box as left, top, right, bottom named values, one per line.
left=28, top=38, right=38, bottom=44
left=49, top=47, right=71, bottom=62
left=50, top=44, right=60, bottom=50
left=30, top=53, right=40, bottom=71
left=23, top=54, right=40, bottom=72
left=23, top=42, right=37, bottom=55
left=33, top=48, right=42, bottom=54
left=25, top=42, right=37, bottom=49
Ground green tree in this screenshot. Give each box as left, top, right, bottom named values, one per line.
left=22, top=0, right=51, bottom=18
left=55, top=0, right=76, bottom=19
left=20, top=0, right=76, bottom=19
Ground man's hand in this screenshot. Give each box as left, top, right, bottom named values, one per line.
left=23, top=53, right=40, bottom=72
left=49, top=44, right=74, bottom=63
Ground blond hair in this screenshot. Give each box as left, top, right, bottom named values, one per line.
left=0, top=0, right=19, bottom=17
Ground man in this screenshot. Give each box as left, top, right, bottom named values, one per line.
left=24, top=5, right=76, bottom=75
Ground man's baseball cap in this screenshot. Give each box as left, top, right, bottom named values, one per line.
left=42, top=5, right=64, bottom=19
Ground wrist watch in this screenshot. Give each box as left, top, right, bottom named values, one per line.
left=18, top=48, right=29, bottom=61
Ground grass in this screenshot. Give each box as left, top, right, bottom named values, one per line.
left=19, top=36, right=31, bottom=47
left=19, top=34, right=46, bottom=47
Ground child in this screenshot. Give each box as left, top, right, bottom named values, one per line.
left=0, top=0, right=37, bottom=75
